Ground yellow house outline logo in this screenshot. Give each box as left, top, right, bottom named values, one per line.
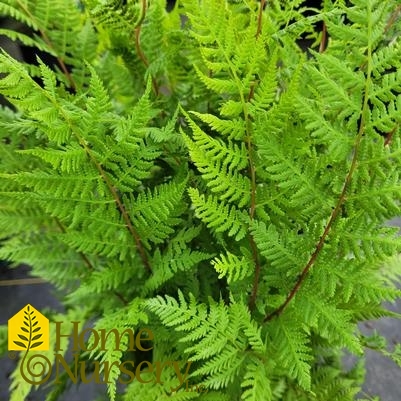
left=8, top=304, right=49, bottom=351
left=6, top=306, right=199, bottom=391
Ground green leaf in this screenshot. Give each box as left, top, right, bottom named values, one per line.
left=13, top=341, right=27, bottom=349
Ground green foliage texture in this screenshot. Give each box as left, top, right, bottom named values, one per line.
left=0, top=0, right=401, bottom=400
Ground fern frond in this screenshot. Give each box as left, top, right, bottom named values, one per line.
left=250, top=49, right=279, bottom=112
left=310, top=364, right=361, bottom=401
left=18, top=144, right=87, bottom=174
left=267, top=314, right=312, bottom=390
left=372, top=39, right=401, bottom=77
left=189, top=111, right=246, bottom=141
left=194, top=66, right=238, bottom=95
left=84, top=0, right=143, bottom=35
left=0, top=28, right=54, bottom=55
left=297, top=293, right=362, bottom=354
left=256, top=133, right=335, bottom=218
left=0, top=51, right=53, bottom=110
left=87, top=299, right=148, bottom=401
left=241, top=357, right=272, bottom=401
left=68, top=260, right=135, bottom=300
left=1, top=1, right=401, bottom=400
left=338, top=221, right=401, bottom=261
left=192, top=344, right=246, bottom=389
left=219, top=99, right=244, bottom=118
left=305, top=55, right=363, bottom=122
left=296, top=97, right=354, bottom=161
left=0, top=2, right=40, bottom=31
left=124, top=178, right=186, bottom=248
left=182, top=115, right=250, bottom=207
left=0, top=232, right=90, bottom=289
left=188, top=188, right=249, bottom=241
left=211, top=250, right=253, bottom=284
left=1, top=0, right=96, bottom=90
left=250, top=220, right=311, bottom=282
left=147, top=292, right=265, bottom=391
left=143, top=226, right=213, bottom=294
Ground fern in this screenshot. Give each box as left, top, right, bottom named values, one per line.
left=143, top=226, right=213, bottom=295
left=87, top=299, right=148, bottom=401
left=182, top=112, right=251, bottom=207
left=1, top=0, right=401, bottom=400
left=188, top=188, right=249, bottom=240
left=147, top=292, right=267, bottom=392
left=211, top=250, right=253, bottom=284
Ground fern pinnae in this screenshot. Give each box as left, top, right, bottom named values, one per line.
left=0, top=28, right=54, bottom=56
left=187, top=2, right=271, bottom=312
left=264, top=2, right=380, bottom=321
left=188, top=111, right=246, bottom=141
left=87, top=298, right=148, bottom=401
left=241, top=356, right=273, bottom=401
left=71, top=80, right=152, bottom=272
left=0, top=2, right=40, bottom=32
left=3, top=51, right=152, bottom=272
left=143, top=226, right=213, bottom=295
left=18, top=0, right=78, bottom=90
left=211, top=251, right=253, bottom=284
left=2, top=1, right=401, bottom=400
left=182, top=126, right=251, bottom=207
left=18, top=144, right=88, bottom=174
left=188, top=188, right=249, bottom=240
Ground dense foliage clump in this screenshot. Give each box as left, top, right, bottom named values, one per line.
left=0, top=0, right=401, bottom=400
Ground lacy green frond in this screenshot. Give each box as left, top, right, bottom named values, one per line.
left=241, top=357, right=272, bottom=401
left=211, top=251, right=253, bottom=284
left=250, top=48, right=279, bottom=112
left=1, top=0, right=96, bottom=89
left=0, top=28, right=53, bottom=55
left=250, top=220, right=311, bottom=277
left=0, top=233, right=89, bottom=289
left=84, top=0, right=144, bottom=35
left=296, top=293, right=362, bottom=354
left=69, top=260, right=135, bottom=299
left=19, top=145, right=88, bottom=174
left=87, top=299, right=148, bottom=401
left=2, top=0, right=401, bottom=400
left=337, top=220, right=401, bottom=261
left=182, top=113, right=250, bottom=208
left=309, top=364, right=362, bottom=401
left=188, top=188, right=249, bottom=240
left=267, top=314, right=313, bottom=390
left=147, top=292, right=265, bottom=391
left=189, top=112, right=246, bottom=141
left=124, top=178, right=187, bottom=247
left=143, top=226, right=213, bottom=294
